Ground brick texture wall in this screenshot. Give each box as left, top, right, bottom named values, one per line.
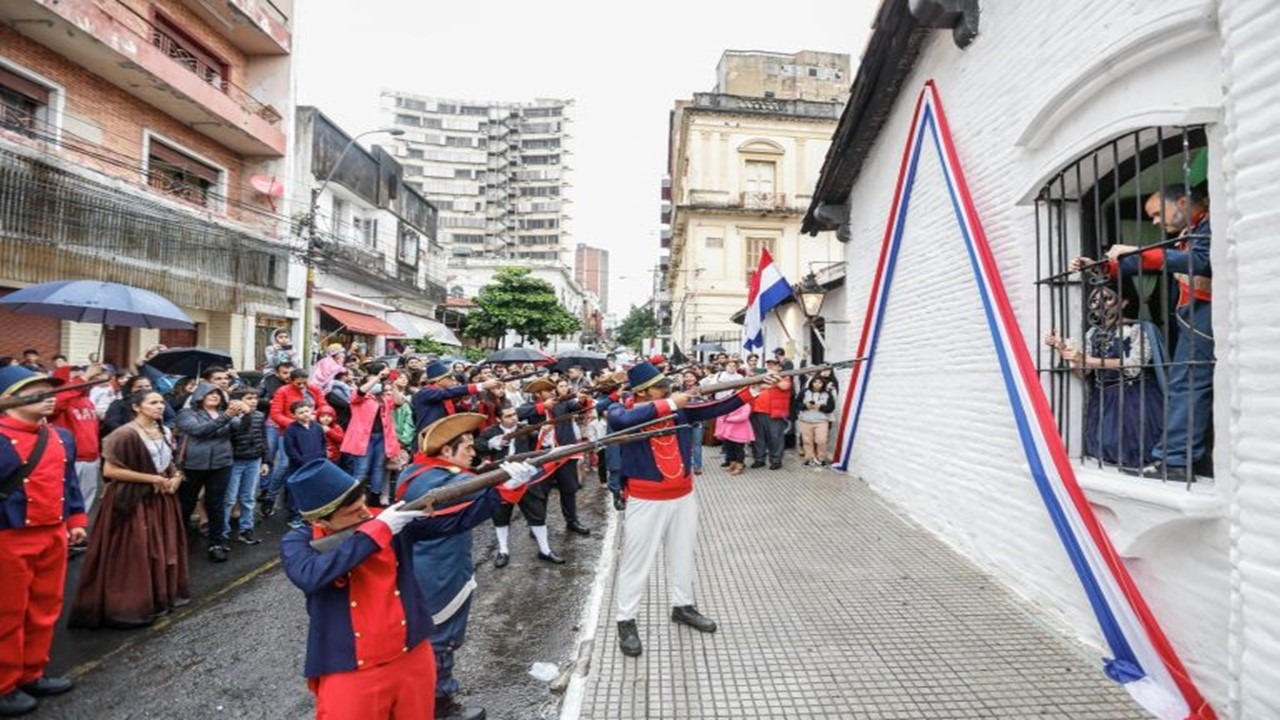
left=0, top=288, right=62, bottom=360
left=835, top=0, right=1230, bottom=707
left=0, top=0, right=276, bottom=224
left=1218, top=1, right=1280, bottom=716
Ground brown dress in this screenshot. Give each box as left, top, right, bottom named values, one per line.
left=68, top=425, right=190, bottom=628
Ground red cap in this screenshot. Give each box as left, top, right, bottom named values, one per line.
left=649, top=354, right=666, bottom=365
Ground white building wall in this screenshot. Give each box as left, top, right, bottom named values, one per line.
left=1217, top=1, right=1280, bottom=716
left=836, top=0, right=1230, bottom=708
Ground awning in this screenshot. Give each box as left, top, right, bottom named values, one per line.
left=317, top=305, right=405, bottom=337
left=387, top=311, right=462, bottom=346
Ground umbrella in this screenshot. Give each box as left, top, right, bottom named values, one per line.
left=551, top=349, right=609, bottom=373
left=481, top=347, right=553, bottom=365
left=0, top=280, right=194, bottom=329
left=691, top=342, right=726, bottom=353
left=141, top=347, right=233, bottom=377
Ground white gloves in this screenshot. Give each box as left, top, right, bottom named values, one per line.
left=501, top=461, right=539, bottom=490
left=488, top=435, right=507, bottom=450
left=372, top=500, right=423, bottom=535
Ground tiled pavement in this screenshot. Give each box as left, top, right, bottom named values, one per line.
left=567, top=457, right=1146, bottom=719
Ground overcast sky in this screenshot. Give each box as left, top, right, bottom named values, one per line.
left=294, top=1, right=878, bottom=315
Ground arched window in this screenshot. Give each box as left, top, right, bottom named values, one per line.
left=1036, top=126, right=1212, bottom=484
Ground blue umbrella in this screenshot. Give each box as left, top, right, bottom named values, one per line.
left=0, top=280, right=194, bottom=329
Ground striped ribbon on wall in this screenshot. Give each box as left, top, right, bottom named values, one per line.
left=831, top=82, right=1213, bottom=720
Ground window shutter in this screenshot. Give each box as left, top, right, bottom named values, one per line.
left=0, top=67, right=49, bottom=104
left=149, top=141, right=220, bottom=184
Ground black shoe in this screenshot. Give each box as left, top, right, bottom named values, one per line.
left=769, top=463, right=782, bottom=470
left=617, top=620, right=643, bottom=657
left=750, top=461, right=766, bottom=469
left=494, top=552, right=509, bottom=569
left=719, top=460, right=731, bottom=468
left=566, top=521, right=591, bottom=536
left=536, top=550, right=565, bottom=565
left=18, top=676, right=73, bottom=697
left=0, top=690, right=36, bottom=716
left=671, top=605, right=717, bottom=633
left=208, top=546, right=229, bottom=563
left=237, top=531, right=261, bottom=546
left=434, top=696, right=486, bottom=720
left=260, top=501, right=276, bottom=519
left=1140, top=460, right=1192, bottom=482
left=612, top=491, right=626, bottom=512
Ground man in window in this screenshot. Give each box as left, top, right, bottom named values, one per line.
left=1071, top=185, right=1212, bottom=482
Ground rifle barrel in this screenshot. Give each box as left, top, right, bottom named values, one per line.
left=694, top=360, right=861, bottom=396
left=310, top=425, right=684, bottom=551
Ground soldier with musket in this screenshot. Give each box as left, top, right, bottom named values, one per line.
left=517, top=377, right=593, bottom=537
left=607, top=361, right=778, bottom=657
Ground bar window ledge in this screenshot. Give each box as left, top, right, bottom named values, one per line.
left=1077, top=466, right=1224, bottom=558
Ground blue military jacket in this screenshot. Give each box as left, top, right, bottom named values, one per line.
left=280, top=507, right=485, bottom=679
left=397, top=459, right=500, bottom=617
left=606, top=388, right=754, bottom=484
left=411, top=383, right=480, bottom=434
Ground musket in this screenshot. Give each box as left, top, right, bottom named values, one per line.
left=499, top=404, right=591, bottom=441
left=310, top=424, right=687, bottom=551
left=477, top=414, right=672, bottom=471
left=500, top=368, right=546, bottom=384
left=693, top=359, right=863, bottom=396
left=0, top=378, right=110, bottom=412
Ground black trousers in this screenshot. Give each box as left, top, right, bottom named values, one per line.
left=724, top=441, right=746, bottom=463
left=492, top=484, right=549, bottom=527
left=547, top=459, right=580, bottom=525
left=180, top=465, right=232, bottom=547
left=750, top=413, right=786, bottom=465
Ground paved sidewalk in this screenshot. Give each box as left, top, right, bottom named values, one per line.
left=569, top=459, right=1145, bottom=719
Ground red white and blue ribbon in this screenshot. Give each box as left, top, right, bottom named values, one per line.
left=832, top=82, right=1213, bottom=720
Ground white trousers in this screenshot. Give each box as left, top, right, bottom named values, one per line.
left=75, top=460, right=101, bottom=516
left=615, top=492, right=698, bottom=622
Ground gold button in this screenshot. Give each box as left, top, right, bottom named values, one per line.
left=22, top=479, right=28, bottom=484
left=394, top=590, right=400, bottom=597
left=354, top=632, right=361, bottom=638
left=357, top=659, right=365, bottom=667
left=402, top=646, right=408, bottom=653
left=350, top=601, right=357, bottom=608
left=400, top=620, right=406, bottom=626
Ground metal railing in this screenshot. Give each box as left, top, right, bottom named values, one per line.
left=741, top=191, right=787, bottom=210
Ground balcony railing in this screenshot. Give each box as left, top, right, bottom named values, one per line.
left=741, top=191, right=787, bottom=210
left=150, top=29, right=282, bottom=125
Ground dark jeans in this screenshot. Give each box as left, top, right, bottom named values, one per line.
left=725, top=441, right=746, bottom=463
left=180, top=465, right=232, bottom=547
left=750, top=413, right=786, bottom=465
left=430, top=596, right=472, bottom=700
left=1155, top=302, right=1214, bottom=467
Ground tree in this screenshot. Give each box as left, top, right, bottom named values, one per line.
left=464, top=267, right=581, bottom=346
left=614, top=304, right=656, bottom=351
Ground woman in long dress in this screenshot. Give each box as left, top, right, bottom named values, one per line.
left=69, top=391, right=190, bottom=628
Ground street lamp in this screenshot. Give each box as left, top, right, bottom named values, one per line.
left=795, top=272, right=828, bottom=319
left=302, top=127, right=405, bottom=364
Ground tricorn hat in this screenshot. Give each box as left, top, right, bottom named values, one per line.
left=424, top=360, right=451, bottom=384
left=287, top=459, right=360, bottom=521
left=418, top=412, right=486, bottom=456
left=523, top=377, right=556, bottom=395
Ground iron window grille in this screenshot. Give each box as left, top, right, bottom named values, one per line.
left=1035, top=126, right=1212, bottom=487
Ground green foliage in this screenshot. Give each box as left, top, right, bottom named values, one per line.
left=464, top=267, right=582, bottom=345
left=614, top=304, right=656, bottom=350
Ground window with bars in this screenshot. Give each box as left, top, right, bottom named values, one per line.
left=0, top=67, right=50, bottom=139
left=146, top=139, right=220, bottom=208
left=1036, top=126, right=1213, bottom=486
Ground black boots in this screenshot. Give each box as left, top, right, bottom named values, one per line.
left=434, top=696, right=485, bottom=720
left=0, top=690, right=36, bottom=717
left=617, top=620, right=642, bottom=657
left=671, top=605, right=717, bottom=633
left=0, top=677, right=73, bottom=717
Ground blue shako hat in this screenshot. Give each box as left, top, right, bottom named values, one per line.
left=424, top=360, right=451, bottom=384
left=287, top=459, right=360, bottom=521
left=626, top=361, right=669, bottom=393
left=0, top=366, right=63, bottom=398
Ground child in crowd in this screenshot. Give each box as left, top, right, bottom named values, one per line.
left=226, top=388, right=268, bottom=544
left=317, top=408, right=344, bottom=463
left=282, top=401, right=326, bottom=528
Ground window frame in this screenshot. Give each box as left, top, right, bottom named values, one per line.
left=142, top=131, right=226, bottom=211
left=0, top=59, right=63, bottom=144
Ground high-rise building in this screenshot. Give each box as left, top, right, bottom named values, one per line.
left=715, top=50, right=851, bottom=103
left=379, top=91, right=572, bottom=264
left=574, top=243, right=609, bottom=314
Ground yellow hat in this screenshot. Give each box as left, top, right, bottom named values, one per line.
left=418, top=413, right=486, bottom=456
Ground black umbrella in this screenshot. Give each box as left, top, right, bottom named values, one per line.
left=480, top=347, right=553, bottom=365
left=142, top=347, right=233, bottom=377
left=551, top=349, right=609, bottom=373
